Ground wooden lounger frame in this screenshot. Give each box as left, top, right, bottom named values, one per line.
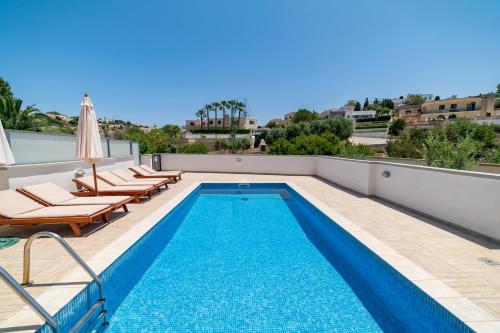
left=0, top=206, right=114, bottom=237
left=72, top=178, right=155, bottom=203
left=96, top=174, right=170, bottom=191
left=16, top=188, right=133, bottom=212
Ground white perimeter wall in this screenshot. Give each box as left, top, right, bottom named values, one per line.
left=156, top=154, right=500, bottom=242
left=0, top=156, right=135, bottom=192
left=161, top=154, right=316, bottom=175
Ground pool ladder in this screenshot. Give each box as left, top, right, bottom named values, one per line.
left=0, top=231, right=107, bottom=332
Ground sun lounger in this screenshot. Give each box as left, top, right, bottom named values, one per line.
left=111, top=168, right=170, bottom=185
left=73, top=176, right=156, bottom=203
left=17, top=182, right=133, bottom=212
left=129, top=165, right=182, bottom=181
left=0, top=190, right=114, bottom=237
left=97, top=171, right=169, bottom=190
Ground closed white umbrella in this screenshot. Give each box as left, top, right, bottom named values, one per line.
left=0, top=120, right=15, bottom=166
left=75, top=93, right=103, bottom=194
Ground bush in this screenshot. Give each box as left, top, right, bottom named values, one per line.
left=422, top=133, right=478, bottom=170
left=339, top=143, right=375, bottom=159
left=310, top=118, right=352, bottom=140
left=388, top=118, right=405, bottom=135
left=482, top=147, right=500, bottom=164
left=288, top=133, right=340, bottom=155
left=166, top=144, right=182, bottom=153
left=386, top=131, right=424, bottom=159
left=182, top=143, right=208, bottom=154
left=268, top=138, right=291, bottom=155
left=214, top=139, right=228, bottom=151
left=265, top=127, right=286, bottom=145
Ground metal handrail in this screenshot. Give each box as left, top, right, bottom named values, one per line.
left=22, top=231, right=105, bottom=301
left=22, top=231, right=108, bottom=330
left=0, top=266, right=59, bottom=331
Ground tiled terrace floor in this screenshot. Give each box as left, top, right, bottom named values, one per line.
left=0, top=173, right=499, bottom=332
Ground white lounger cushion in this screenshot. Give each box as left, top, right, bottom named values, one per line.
left=0, top=190, right=45, bottom=217
left=130, top=166, right=180, bottom=177
left=98, top=171, right=162, bottom=186
left=23, top=182, right=130, bottom=206
left=139, top=165, right=182, bottom=175
left=77, top=176, right=152, bottom=191
left=15, top=205, right=109, bottom=218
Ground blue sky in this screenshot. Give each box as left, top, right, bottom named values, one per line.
left=1, top=0, right=499, bottom=126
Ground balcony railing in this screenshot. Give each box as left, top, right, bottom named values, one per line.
left=421, top=107, right=480, bottom=114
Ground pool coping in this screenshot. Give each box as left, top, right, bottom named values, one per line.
left=4, top=181, right=499, bottom=332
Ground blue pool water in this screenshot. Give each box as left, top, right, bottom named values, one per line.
left=37, top=184, right=471, bottom=333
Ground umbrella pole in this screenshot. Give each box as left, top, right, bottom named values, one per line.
left=92, top=163, right=99, bottom=196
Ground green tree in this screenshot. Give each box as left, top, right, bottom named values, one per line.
left=212, top=102, right=221, bottom=126
left=195, top=108, right=205, bottom=130
left=0, top=77, right=13, bottom=99
left=380, top=99, right=394, bottom=109
left=0, top=96, right=39, bottom=130
left=292, top=108, right=316, bottom=123
left=406, top=95, right=425, bottom=105
left=162, top=124, right=181, bottom=138
left=363, top=97, right=369, bottom=109
left=265, top=120, right=278, bottom=128
left=354, top=101, right=361, bottom=111
left=388, top=118, right=405, bottom=136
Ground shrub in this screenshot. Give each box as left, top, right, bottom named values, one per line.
left=182, top=143, right=208, bottom=154
left=265, top=127, right=286, bottom=145
left=483, top=147, right=500, bottom=164
left=422, top=133, right=478, bottom=170
left=166, top=144, right=182, bottom=153
left=287, top=133, right=340, bottom=155
left=386, top=133, right=423, bottom=159
left=214, top=139, right=228, bottom=151
left=310, top=118, right=353, bottom=140
left=285, top=123, right=302, bottom=140
left=268, top=138, right=291, bottom=155
left=339, top=143, right=375, bottom=159
left=388, top=119, right=405, bottom=135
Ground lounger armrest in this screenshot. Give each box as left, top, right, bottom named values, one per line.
left=71, top=191, right=97, bottom=197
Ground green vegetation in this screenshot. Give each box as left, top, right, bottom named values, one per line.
left=356, top=123, right=388, bottom=130
left=261, top=118, right=353, bottom=149
left=386, top=120, right=500, bottom=169
left=405, top=95, right=425, bottom=106
left=388, top=118, right=405, bottom=135
left=182, top=143, right=208, bottom=154
left=118, top=127, right=170, bottom=154
left=0, top=96, right=39, bottom=130
left=269, top=133, right=340, bottom=155
left=339, top=142, right=375, bottom=159
left=292, top=109, right=317, bottom=123
left=0, top=77, right=13, bottom=98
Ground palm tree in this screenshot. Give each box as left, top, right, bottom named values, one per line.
left=212, top=102, right=221, bottom=128
left=235, top=100, right=246, bottom=128
left=204, top=104, right=212, bottom=130
left=220, top=100, right=228, bottom=129
left=227, top=100, right=238, bottom=129
left=0, top=96, right=39, bottom=130
left=195, top=108, right=205, bottom=130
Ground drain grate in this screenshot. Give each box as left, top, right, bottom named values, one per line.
left=478, top=257, right=500, bottom=266
left=241, top=197, right=249, bottom=201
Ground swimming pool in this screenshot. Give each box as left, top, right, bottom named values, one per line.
left=37, top=183, right=471, bottom=332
